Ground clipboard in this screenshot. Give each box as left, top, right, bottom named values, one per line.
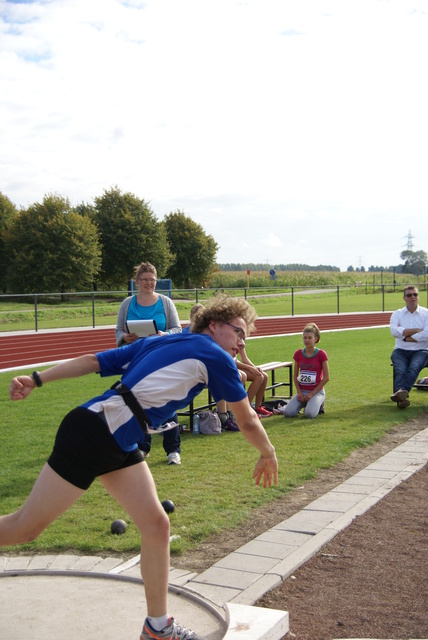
left=126, top=319, right=158, bottom=337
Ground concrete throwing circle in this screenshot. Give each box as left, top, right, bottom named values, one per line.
left=0, top=573, right=225, bottom=639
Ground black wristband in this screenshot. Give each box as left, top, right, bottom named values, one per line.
left=32, top=371, right=43, bottom=388
left=403, top=336, right=407, bottom=342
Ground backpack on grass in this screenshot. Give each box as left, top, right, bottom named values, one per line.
left=198, top=411, right=222, bottom=435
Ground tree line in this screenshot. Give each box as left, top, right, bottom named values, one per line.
left=219, top=258, right=427, bottom=275
left=346, top=253, right=427, bottom=275
left=218, top=263, right=341, bottom=272
left=0, top=188, right=218, bottom=293
left=2, top=188, right=425, bottom=295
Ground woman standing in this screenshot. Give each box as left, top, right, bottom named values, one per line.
left=115, top=262, right=182, bottom=464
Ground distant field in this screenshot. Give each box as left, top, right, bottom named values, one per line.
left=209, top=269, right=415, bottom=289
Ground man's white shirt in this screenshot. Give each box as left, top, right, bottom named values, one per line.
left=390, top=305, right=428, bottom=350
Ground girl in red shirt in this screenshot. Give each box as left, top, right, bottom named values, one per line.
left=283, top=323, right=329, bottom=419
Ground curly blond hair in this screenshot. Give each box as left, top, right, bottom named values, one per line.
left=189, top=303, right=205, bottom=321
left=191, top=294, right=257, bottom=335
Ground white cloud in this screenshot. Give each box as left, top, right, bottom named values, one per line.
left=1, top=0, right=427, bottom=270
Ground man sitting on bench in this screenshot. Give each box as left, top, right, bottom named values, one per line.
left=390, top=285, right=428, bottom=409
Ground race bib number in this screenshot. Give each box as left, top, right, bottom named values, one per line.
left=298, top=370, right=316, bottom=385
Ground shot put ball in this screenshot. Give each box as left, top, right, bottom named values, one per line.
left=111, top=519, right=127, bottom=534
left=161, top=499, right=175, bottom=514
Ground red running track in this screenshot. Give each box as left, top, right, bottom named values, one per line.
left=0, top=312, right=391, bottom=370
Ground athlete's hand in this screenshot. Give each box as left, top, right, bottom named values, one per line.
left=252, top=454, right=278, bottom=488
left=9, top=375, right=35, bottom=401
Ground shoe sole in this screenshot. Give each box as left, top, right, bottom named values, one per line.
left=397, top=399, right=410, bottom=409
left=391, top=390, right=408, bottom=403
left=148, top=421, right=179, bottom=435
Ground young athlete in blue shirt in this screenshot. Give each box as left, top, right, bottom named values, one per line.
left=4, top=295, right=278, bottom=640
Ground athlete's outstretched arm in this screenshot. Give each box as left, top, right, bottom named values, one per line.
left=9, top=354, right=100, bottom=401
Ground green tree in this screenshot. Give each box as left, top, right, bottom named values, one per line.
left=94, top=187, right=173, bottom=287
left=400, top=250, right=427, bottom=276
left=163, top=210, right=219, bottom=288
left=4, top=194, right=101, bottom=293
left=74, top=201, right=96, bottom=218
left=0, top=192, right=18, bottom=291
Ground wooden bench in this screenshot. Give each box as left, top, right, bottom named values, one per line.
left=259, top=361, right=293, bottom=398
left=177, top=361, right=293, bottom=430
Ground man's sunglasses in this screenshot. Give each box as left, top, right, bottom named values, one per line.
left=405, top=293, right=419, bottom=298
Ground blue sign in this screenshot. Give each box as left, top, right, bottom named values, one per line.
left=269, top=269, right=276, bottom=276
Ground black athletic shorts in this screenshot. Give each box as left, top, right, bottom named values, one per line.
left=47, top=407, right=145, bottom=490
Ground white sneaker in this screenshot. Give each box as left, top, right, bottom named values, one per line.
left=272, top=402, right=287, bottom=414
left=167, top=452, right=181, bottom=465
left=141, top=616, right=201, bottom=639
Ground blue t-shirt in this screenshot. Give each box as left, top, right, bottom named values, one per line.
left=127, top=295, right=166, bottom=332
left=82, top=333, right=247, bottom=452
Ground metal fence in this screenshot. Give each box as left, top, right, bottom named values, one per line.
left=0, top=284, right=427, bottom=333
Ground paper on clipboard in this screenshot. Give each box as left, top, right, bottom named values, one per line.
left=126, top=319, right=158, bottom=337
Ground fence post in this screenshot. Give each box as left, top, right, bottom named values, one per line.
left=337, top=286, right=340, bottom=314
left=382, top=284, right=385, bottom=312
left=291, top=287, right=294, bottom=316
left=195, top=289, right=198, bottom=304
left=34, top=294, right=38, bottom=332
left=92, top=292, right=95, bottom=328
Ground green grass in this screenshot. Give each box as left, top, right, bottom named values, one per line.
left=1, top=327, right=427, bottom=557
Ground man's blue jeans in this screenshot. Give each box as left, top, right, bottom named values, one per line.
left=391, top=348, right=428, bottom=392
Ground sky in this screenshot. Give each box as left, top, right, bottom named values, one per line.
left=1, top=0, right=427, bottom=272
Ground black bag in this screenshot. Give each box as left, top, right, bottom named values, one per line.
left=262, top=399, right=288, bottom=412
